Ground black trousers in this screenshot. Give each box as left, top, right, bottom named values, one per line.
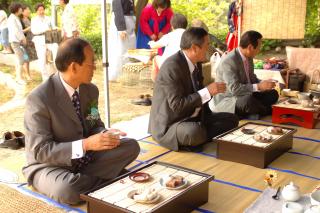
left=176, top=111, right=239, bottom=147
left=235, top=89, right=279, bottom=117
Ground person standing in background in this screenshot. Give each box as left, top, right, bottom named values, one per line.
left=108, top=0, right=136, bottom=81
left=225, top=0, right=242, bottom=52
left=0, top=8, right=12, bottom=54
left=136, top=0, right=173, bottom=55
left=7, top=2, right=28, bottom=85
left=59, top=0, right=79, bottom=40
left=20, top=5, right=37, bottom=81
left=31, top=3, right=58, bottom=82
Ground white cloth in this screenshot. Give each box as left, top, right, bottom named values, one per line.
left=0, top=10, right=7, bottom=30
left=61, top=4, right=79, bottom=38
left=7, top=14, right=25, bottom=43
left=108, top=13, right=136, bottom=80
left=182, top=51, right=211, bottom=117
left=151, top=28, right=185, bottom=67
left=59, top=74, right=84, bottom=159
left=31, top=15, right=58, bottom=81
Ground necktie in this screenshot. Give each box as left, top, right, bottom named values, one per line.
left=71, top=91, right=93, bottom=172
left=192, top=66, right=200, bottom=91
left=243, top=59, right=251, bottom=83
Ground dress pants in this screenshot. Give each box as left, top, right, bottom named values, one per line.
left=235, top=89, right=279, bottom=117
left=32, top=138, right=140, bottom=204
left=176, top=111, right=239, bottom=147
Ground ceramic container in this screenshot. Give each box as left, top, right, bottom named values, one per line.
left=310, top=190, right=320, bottom=206
left=282, top=182, right=301, bottom=202
left=282, top=202, right=304, bottom=213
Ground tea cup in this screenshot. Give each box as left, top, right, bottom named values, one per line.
left=282, top=202, right=303, bottom=213
left=310, top=190, right=320, bottom=206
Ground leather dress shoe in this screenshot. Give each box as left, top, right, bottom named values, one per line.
left=0, top=132, right=20, bottom=150
left=13, top=131, right=25, bottom=147
left=131, top=94, right=152, bottom=106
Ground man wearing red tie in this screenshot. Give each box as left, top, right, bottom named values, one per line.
left=212, top=31, right=279, bottom=119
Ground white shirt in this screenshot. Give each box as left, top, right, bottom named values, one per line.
left=153, top=28, right=185, bottom=66
left=0, top=10, right=7, bottom=30
left=182, top=51, right=211, bottom=117
left=62, top=4, right=79, bottom=38
left=7, top=14, right=25, bottom=43
left=59, top=74, right=85, bottom=159
left=237, top=48, right=258, bottom=91
left=31, top=15, right=53, bottom=45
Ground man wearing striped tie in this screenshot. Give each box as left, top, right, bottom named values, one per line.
left=23, top=38, right=140, bottom=204
left=212, top=30, right=279, bottom=120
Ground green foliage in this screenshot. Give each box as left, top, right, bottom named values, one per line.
left=304, top=0, right=320, bottom=46
left=74, top=5, right=102, bottom=56
left=171, top=0, right=229, bottom=41
left=261, top=39, right=282, bottom=51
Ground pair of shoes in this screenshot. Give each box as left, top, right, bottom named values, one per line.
left=179, top=145, right=203, bottom=153
left=131, top=94, right=152, bottom=106
left=0, top=131, right=25, bottom=150
left=16, top=79, right=27, bottom=85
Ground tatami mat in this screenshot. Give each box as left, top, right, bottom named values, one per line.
left=0, top=118, right=319, bottom=212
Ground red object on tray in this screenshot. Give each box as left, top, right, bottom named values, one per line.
left=272, top=105, right=320, bottom=129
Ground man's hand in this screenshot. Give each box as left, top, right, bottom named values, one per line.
left=119, top=31, right=127, bottom=40
left=206, top=82, right=226, bottom=96
left=257, top=80, right=276, bottom=91
left=83, top=129, right=126, bottom=151
left=233, top=30, right=238, bottom=37
left=150, top=34, right=157, bottom=41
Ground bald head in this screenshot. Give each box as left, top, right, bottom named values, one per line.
left=55, top=38, right=90, bottom=72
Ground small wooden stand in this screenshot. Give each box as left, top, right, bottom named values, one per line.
left=272, top=103, right=320, bottom=129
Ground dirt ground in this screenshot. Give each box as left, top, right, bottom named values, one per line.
left=0, top=63, right=152, bottom=133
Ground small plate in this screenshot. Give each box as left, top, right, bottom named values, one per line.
left=159, top=177, right=188, bottom=190
left=128, top=189, right=160, bottom=204
left=129, top=172, right=150, bottom=182
left=241, top=128, right=256, bottom=135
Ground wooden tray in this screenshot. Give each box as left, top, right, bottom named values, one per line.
left=214, top=122, right=297, bottom=168
left=80, top=161, right=214, bottom=213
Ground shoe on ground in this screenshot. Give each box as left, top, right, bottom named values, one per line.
left=131, top=95, right=152, bottom=106
left=13, top=131, right=25, bottom=147
left=16, top=79, right=26, bottom=85
left=0, top=132, right=21, bottom=150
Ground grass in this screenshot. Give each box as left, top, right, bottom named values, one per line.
left=0, top=62, right=152, bottom=134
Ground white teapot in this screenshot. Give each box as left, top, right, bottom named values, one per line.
left=282, top=182, right=301, bottom=202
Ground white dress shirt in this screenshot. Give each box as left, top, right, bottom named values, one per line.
left=62, top=4, right=79, bottom=38
left=237, top=48, right=258, bottom=91
left=59, top=74, right=85, bottom=159
left=182, top=51, right=211, bottom=117
left=7, top=14, right=25, bottom=43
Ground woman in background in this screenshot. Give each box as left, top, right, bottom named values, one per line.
left=7, top=2, right=28, bottom=84
left=31, top=3, right=57, bottom=81
left=108, top=0, right=136, bottom=81
left=20, top=5, right=37, bottom=81
left=0, top=8, right=12, bottom=54
left=136, top=0, right=173, bottom=55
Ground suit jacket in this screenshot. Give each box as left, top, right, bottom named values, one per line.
left=148, top=50, right=204, bottom=151
left=22, top=73, right=105, bottom=184
left=212, top=48, right=260, bottom=113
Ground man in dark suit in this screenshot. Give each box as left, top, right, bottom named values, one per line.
left=23, top=38, right=140, bottom=204
left=149, top=27, right=239, bottom=151
left=212, top=30, right=279, bottom=119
